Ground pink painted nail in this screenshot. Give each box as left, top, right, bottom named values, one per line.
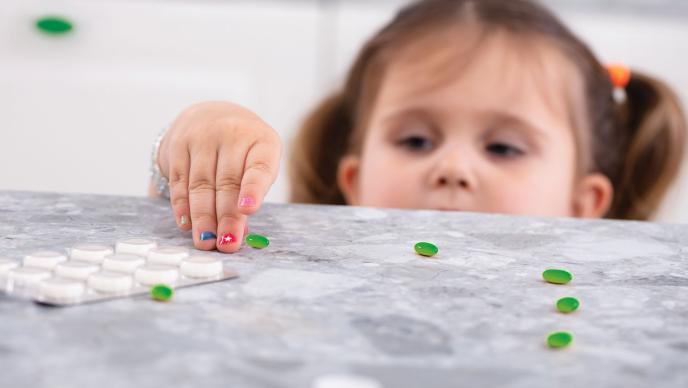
left=239, top=196, right=256, bottom=208
left=218, top=232, right=236, bottom=246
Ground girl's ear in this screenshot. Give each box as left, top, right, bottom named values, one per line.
left=337, top=155, right=361, bottom=205
left=571, top=173, right=614, bottom=218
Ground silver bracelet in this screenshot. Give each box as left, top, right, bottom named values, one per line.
left=150, top=126, right=170, bottom=198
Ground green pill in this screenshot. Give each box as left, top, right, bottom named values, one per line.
left=151, top=284, right=173, bottom=302
left=556, top=297, right=580, bottom=313
left=547, top=331, right=573, bottom=349
left=542, top=269, right=572, bottom=285
left=414, top=242, right=438, bottom=257
left=245, top=234, right=269, bottom=249
left=36, top=16, right=73, bottom=35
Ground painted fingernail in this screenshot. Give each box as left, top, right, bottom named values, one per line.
left=239, top=196, right=256, bottom=208
left=218, top=232, right=236, bottom=246
left=180, top=215, right=189, bottom=226
left=200, top=231, right=217, bottom=241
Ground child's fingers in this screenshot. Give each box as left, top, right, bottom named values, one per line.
left=237, top=139, right=281, bottom=215
left=188, top=147, right=219, bottom=251
left=214, top=145, right=247, bottom=253
left=167, top=139, right=192, bottom=231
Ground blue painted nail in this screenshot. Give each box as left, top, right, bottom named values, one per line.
left=200, top=231, right=217, bottom=241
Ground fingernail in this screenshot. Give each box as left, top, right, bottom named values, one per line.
left=218, top=232, right=236, bottom=246
left=239, top=196, right=256, bottom=208
left=180, top=215, right=189, bottom=226
left=200, top=231, right=217, bottom=241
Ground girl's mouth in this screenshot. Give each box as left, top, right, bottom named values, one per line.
left=436, top=206, right=465, bottom=212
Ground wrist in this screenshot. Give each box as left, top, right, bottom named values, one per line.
left=157, top=132, right=170, bottom=179
left=150, top=126, right=170, bottom=198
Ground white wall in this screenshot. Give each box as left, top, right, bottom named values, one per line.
left=2, top=0, right=687, bottom=221
left=0, top=0, right=321, bottom=203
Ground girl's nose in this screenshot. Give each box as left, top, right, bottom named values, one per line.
left=436, top=175, right=470, bottom=189
left=428, top=149, right=476, bottom=190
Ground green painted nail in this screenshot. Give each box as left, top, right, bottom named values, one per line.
left=542, top=269, right=572, bottom=285
left=245, top=234, right=269, bottom=249
left=36, top=16, right=73, bottom=35
left=151, top=284, right=173, bottom=301
left=547, top=331, right=573, bottom=349
left=556, top=297, right=580, bottom=313
left=414, top=242, right=438, bottom=257
left=180, top=215, right=188, bottom=226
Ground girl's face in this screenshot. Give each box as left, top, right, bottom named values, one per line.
left=338, top=30, right=613, bottom=218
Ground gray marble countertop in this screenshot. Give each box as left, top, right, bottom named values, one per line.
left=1, top=190, right=687, bottom=388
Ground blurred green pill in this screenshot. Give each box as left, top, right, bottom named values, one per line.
left=36, top=16, right=73, bottom=35
left=151, top=284, right=173, bottom=302
left=245, top=234, right=269, bottom=249
left=547, top=332, right=573, bottom=349
left=542, top=269, right=572, bottom=285
left=556, top=297, right=580, bottom=313
left=414, top=242, right=438, bottom=257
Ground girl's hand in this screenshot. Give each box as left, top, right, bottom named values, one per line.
left=156, top=101, right=282, bottom=253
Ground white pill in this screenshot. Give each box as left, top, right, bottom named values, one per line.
left=115, top=238, right=157, bottom=256
left=134, top=264, right=179, bottom=286
left=54, top=261, right=100, bottom=281
left=0, top=258, right=19, bottom=275
left=70, top=244, right=114, bottom=263
left=23, top=251, right=68, bottom=270
left=88, top=271, right=134, bottom=294
left=102, top=253, right=145, bottom=274
left=147, top=246, right=190, bottom=266
left=312, top=374, right=382, bottom=388
left=39, top=277, right=85, bottom=300
left=180, top=256, right=223, bottom=278
left=6, top=267, right=52, bottom=286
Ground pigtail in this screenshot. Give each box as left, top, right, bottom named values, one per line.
left=289, top=91, right=352, bottom=204
left=289, top=14, right=387, bottom=205
left=608, top=72, right=687, bottom=220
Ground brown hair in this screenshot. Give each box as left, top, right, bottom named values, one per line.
left=289, top=0, right=686, bottom=220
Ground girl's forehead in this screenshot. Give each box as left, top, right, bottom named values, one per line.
left=374, top=28, right=586, bottom=127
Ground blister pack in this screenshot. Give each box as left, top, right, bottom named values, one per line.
left=0, top=238, right=238, bottom=306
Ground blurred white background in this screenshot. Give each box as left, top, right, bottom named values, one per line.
left=1, top=0, right=687, bottom=221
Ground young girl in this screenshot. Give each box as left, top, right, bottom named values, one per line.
left=150, top=0, right=687, bottom=253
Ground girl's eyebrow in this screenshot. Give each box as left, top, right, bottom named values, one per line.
left=379, top=107, right=433, bottom=126
left=379, top=106, right=552, bottom=141
left=483, top=110, right=551, bottom=141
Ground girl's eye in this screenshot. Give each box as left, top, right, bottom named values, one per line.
left=486, top=142, right=524, bottom=158
left=398, top=136, right=434, bottom=151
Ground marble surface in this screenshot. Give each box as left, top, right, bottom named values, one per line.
left=1, top=190, right=687, bottom=388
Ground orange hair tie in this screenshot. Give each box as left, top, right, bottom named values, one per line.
left=607, top=63, right=631, bottom=89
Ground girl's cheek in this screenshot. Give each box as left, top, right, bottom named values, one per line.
left=492, top=186, right=569, bottom=216
left=361, top=167, right=418, bottom=208
left=367, top=176, right=410, bottom=206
